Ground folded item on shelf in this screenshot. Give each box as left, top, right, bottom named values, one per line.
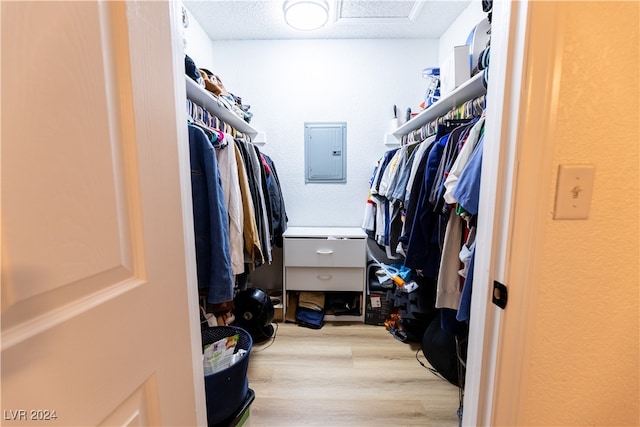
left=298, top=291, right=325, bottom=312
left=185, top=55, right=202, bottom=83
left=199, top=68, right=229, bottom=96
left=295, top=306, right=324, bottom=329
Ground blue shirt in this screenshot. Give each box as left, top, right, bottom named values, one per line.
left=453, top=133, right=484, bottom=216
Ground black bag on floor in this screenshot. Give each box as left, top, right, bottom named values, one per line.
left=421, top=311, right=462, bottom=386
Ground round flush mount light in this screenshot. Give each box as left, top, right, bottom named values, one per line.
left=283, top=0, right=330, bottom=31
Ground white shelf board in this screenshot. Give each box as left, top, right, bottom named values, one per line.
left=392, top=72, right=486, bottom=137
left=324, top=314, right=364, bottom=322
left=185, top=76, right=258, bottom=138
left=384, top=133, right=400, bottom=146
left=283, top=227, right=367, bottom=239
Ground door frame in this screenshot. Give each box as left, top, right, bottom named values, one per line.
left=165, top=1, right=209, bottom=424
left=463, top=1, right=566, bottom=425
left=166, top=0, right=569, bottom=423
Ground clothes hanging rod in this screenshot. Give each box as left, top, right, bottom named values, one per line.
left=185, top=75, right=258, bottom=138
left=392, top=72, right=486, bottom=138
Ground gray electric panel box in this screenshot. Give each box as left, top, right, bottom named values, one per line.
left=304, top=122, right=347, bottom=183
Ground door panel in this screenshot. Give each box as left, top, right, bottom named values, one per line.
left=1, top=2, right=205, bottom=425
left=97, top=376, right=161, bottom=426
left=1, top=0, right=138, bottom=306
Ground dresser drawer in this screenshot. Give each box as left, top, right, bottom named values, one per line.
left=284, top=238, right=365, bottom=268
left=285, top=267, right=364, bottom=292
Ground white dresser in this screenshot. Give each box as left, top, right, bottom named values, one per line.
left=282, top=227, right=367, bottom=322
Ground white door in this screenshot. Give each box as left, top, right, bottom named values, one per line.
left=1, top=2, right=206, bottom=426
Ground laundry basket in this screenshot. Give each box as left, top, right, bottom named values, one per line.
left=201, top=325, right=253, bottom=426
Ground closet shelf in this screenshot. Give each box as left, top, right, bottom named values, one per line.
left=185, top=75, right=258, bottom=138
left=392, top=72, right=486, bottom=138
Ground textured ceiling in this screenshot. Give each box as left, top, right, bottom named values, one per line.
left=183, top=0, right=472, bottom=40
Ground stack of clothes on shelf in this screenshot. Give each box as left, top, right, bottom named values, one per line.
left=186, top=54, right=253, bottom=123
left=295, top=292, right=326, bottom=329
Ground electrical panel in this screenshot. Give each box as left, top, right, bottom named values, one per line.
left=304, top=122, right=347, bottom=183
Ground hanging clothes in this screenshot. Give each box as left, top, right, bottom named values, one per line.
left=405, top=118, right=478, bottom=279
left=262, top=153, right=288, bottom=248
left=443, top=116, right=486, bottom=204
left=449, top=133, right=486, bottom=321
left=362, top=96, right=485, bottom=327
left=453, top=133, right=485, bottom=217
left=397, top=135, right=437, bottom=256
left=253, top=145, right=274, bottom=262
left=403, top=129, right=450, bottom=278
left=188, top=124, right=234, bottom=305
left=376, top=148, right=405, bottom=258
left=215, top=133, right=245, bottom=276
left=235, top=138, right=272, bottom=267
left=387, top=142, right=422, bottom=204
left=234, top=142, right=263, bottom=267
left=436, top=118, right=485, bottom=310
left=366, top=148, right=400, bottom=247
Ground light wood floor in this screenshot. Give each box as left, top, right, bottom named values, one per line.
left=245, top=322, right=460, bottom=427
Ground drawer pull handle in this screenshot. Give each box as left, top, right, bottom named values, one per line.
left=316, top=249, right=334, bottom=255
left=317, top=274, right=333, bottom=280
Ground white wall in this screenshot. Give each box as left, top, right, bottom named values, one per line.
left=180, top=2, right=488, bottom=228
left=182, top=6, right=215, bottom=71
left=438, top=0, right=487, bottom=65
left=208, top=39, right=437, bottom=227
left=517, top=2, right=639, bottom=424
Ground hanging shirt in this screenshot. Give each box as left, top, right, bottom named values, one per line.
left=453, top=133, right=485, bottom=216
left=435, top=209, right=465, bottom=309
left=453, top=134, right=485, bottom=322
left=249, top=144, right=273, bottom=265
left=216, top=133, right=245, bottom=276
left=456, top=242, right=476, bottom=323
left=377, top=148, right=403, bottom=198
left=443, top=117, right=486, bottom=204
left=404, top=135, right=436, bottom=208
left=371, top=148, right=400, bottom=195
left=388, top=143, right=420, bottom=204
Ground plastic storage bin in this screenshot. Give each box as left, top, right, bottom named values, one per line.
left=201, top=326, right=253, bottom=426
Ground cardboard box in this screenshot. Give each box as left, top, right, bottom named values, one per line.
left=365, top=292, right=392, bottom=326
left=440, top=45, right=470, bottom=97
left=273, top=305, right=283, bottom=323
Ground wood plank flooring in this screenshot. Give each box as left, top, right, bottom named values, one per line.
left=244, top=322, right=460, bottom=426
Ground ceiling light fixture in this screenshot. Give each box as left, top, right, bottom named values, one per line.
left=283, top=0, right=330, bottom=31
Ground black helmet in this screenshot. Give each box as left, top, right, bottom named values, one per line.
left=233, top=287, right=274, bottom=343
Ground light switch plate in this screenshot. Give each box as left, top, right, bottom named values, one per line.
left=553, top=165, right=595, bottom=220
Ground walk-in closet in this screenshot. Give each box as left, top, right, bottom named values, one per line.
left=180, top=1, right=491, bottom=425
left=2, top=1, right=638, bottom=427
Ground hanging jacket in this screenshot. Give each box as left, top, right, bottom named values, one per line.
left=262, top=154, right=288, bottom=248
left=188, top=125, right=234, bottom=304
